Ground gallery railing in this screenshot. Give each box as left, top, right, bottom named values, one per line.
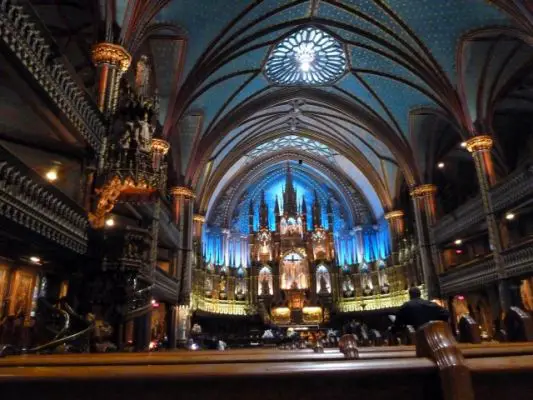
left=0, top=145, right=88, bottom=254
left=0, top=0, right=105, bottom=151
left=432, top=165, right=533, bottom=245
left=154, top=268, right=179, bottom=304
left=439, top=238, right=533, bottom=294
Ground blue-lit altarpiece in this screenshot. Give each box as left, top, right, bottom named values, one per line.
left=193, top=163, right=415, bottom=322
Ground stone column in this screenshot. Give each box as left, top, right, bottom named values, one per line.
left=166, top=305, right=177, bottom=349
left=134, top=312, right=151, bottom=351
left=176, top=304, right=191, bottom=347
left=465, top=135, right=510, bottom=313
left=171, top=187, right=195, bottom=305
left=410, top=185, right=440, bottom=299
left=384, top=210, right=405, bottom=265
left=91, top=42, right=131, bottom=116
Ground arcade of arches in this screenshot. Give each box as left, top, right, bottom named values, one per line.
left=2, top=0, right=533, bottom=351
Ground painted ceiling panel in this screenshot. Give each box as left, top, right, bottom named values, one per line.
left=149, top=38, right=184, bottom=123
left=333, top=74, right=396, bottom=131
left=178, top=114, right=202, bottom=173
left=359, top=73, right=434, bottom=137
left=316, top=1, right=408, bottom=47
left=388, top=0, right=511, bottom=81
left=200, top=47, right=267, bottom=90
left=156, top=0, right=251, bottom=77
left=310, top=109, right=394, bottom=158
left=190, top=73, right=255, bottom=136
left=210, top=75, right=272, bottom=125
left=216, top=0, right=309, bottom=49
left=350, top=43, right=432, bottom=93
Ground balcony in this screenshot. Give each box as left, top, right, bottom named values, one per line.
left=432, top=165, right=533, bottom=245
left=0, top=145, right=88, bottom=254
left=0, top=0, right=105, bottom=151
left=154, top=268, right=179, bottom=303
left=439, top=238, right=533, bottom=295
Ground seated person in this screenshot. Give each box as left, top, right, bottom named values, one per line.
left=392, top=287, right=449, bottom=331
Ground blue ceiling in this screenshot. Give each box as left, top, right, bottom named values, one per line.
left=147, top=0, right=517, bottom=218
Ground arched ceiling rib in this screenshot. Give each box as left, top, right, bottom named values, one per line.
left=205, top=152, right=379, bottom=231
left=135, top=0, right=530, bottom=219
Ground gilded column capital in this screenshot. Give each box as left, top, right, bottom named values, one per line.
left=384, top=210, right=404, bottom=220
left=410, top=184, right=437, bottom=198
left=91, top=42, right=132, bottom=72
left=193, top=214, right=206, bottom=223
left=465, top=135, right=493, bottom=153
left=151, top=138, right=170, bottom=155
left=171, top=186, right=195, bottom=199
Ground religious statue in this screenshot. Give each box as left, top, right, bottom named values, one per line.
left=319, top=274, right=329, bottom=294
left=235, top=279, right=246, bottom=300
left=137, top=113, right=154, bottom=152
left=342, top=275, right=354, bottom=298
left=261, top=276, right=271, bottom=296
left=219, top=276, right=227, bottom=300
left=379, top=267, right=390, bottom=294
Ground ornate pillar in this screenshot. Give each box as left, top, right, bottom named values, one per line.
left=193, top=214, right=205, bottom=265
left=176, top=304, right=191, bottom=346
left=91, top=42, right=131, bottom=116
left=384, top=210, right=405, bottom=265
left=353, top=225, right=364, bottom=263
left=171, top=186, right=195, bottom=304
left=465, top=135, right=510, bottom=313
left=410, top=185, right=440, bottom=299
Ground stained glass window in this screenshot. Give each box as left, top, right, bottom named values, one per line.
left=265, top=27, right=347, bottom=85
left=247, top=135, right=336, bottom=162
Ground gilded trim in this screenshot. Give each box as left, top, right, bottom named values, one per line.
left=91, top=42, right=132, bottom=72
left=465, top=135, right=493, bottom=153
left=410, top=184, right=437, bottom=197
left=171, top=186, right=195, bottom=199
left=384, top=210, right=405, bottom=220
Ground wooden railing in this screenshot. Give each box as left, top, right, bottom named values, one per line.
left=0, top=144, right=88, bottom=254
left=432, top=165, right=533, bottom=245
left=0, top=0, right=105, bottom=152
left=440, top=238, right=533, bottom=295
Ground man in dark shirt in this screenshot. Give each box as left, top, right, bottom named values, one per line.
left=392, top=287, right=450, bottom=331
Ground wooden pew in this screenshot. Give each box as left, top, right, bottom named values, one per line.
left=458, top=316, right=481, bottom=344
left=0, top=357, right=442, bottom=400
left=2, top=322, right=533, bottom=400
left=1, top=340, right=533, bottom=368
left=504, top=307, right=533, bottom=342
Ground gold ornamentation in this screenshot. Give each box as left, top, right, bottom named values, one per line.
left=91, top=42, right=132, bottom=72
left=89, top=175, right=151, bottom=228
left=384, top=210, right=404, bottom=220
left=151, top=138, right=170, bottom=155
left=171, top=186, right=195, bottom=199
left=193, top=214, right=206, bottom=223
left=465, top=135, right=493, bottom=153
left=410, top=184, right=437, bottom=198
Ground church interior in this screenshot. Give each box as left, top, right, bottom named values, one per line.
left=2, top=0, right=533, bottom=399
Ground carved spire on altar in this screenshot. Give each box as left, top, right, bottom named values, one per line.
left=259, top=190, right=269, bottom=229
left=312, top=189, right=322, bottom=228
left=283, top=162, right=298, bottom=217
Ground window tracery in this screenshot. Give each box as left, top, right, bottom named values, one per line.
left=264, top=27, right=347, bottom=85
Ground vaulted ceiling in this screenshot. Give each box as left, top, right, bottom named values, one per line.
left=32, top=0, right=533, bottom=225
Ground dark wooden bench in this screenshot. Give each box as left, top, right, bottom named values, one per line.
left=2, top=322, right=533, bottom=400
